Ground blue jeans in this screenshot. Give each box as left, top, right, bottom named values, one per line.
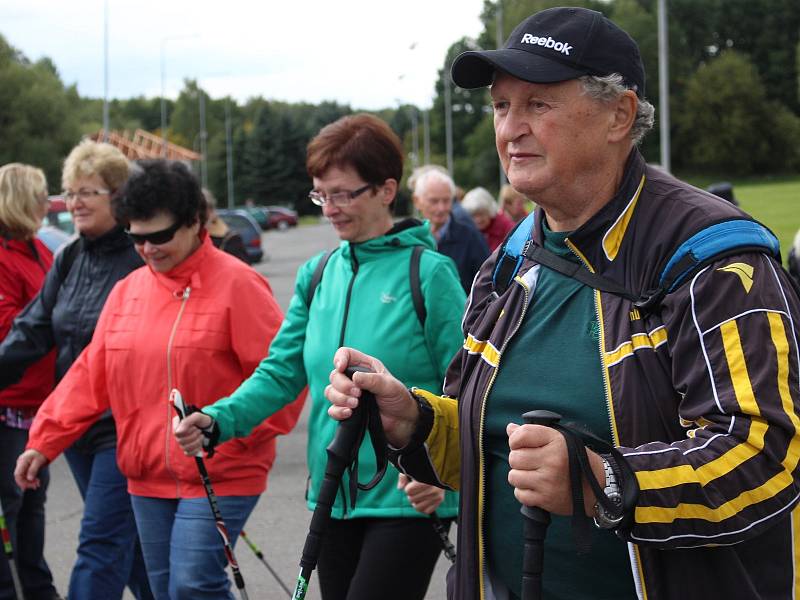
left=64, top=447, right=153, bottom=600
left=130, top=494, right=259, bottom=600
left=0, top=423, right=58, bottom=600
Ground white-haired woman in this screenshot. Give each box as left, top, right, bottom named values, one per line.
left=0, top=163, right=62, bottom=600
left=461, top=186, right=515, bottom=251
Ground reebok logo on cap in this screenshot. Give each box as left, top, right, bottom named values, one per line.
left=520, top=33, right=573, bottom=56
left=450, top=7, right=646, bottom=98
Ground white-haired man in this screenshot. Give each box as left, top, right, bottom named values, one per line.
left=412, top=168, right=489, bottom=291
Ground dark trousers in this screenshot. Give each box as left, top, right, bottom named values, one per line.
left=64, top=446, right=153, bottom=600
left=317, top=516, right=452, bottom=600
left=0, top=423, right=58, bottom=600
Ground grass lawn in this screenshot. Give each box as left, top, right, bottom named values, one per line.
left=683, top=175, right=800, bottom=261
left=736, top=180, right=799, bottom=258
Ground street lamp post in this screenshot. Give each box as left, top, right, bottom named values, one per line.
left=422, top=108, right=430, bottom=165
left=102, top=0, right=109, bottom=141
left=410, top=107, right=419, bottom=170
left=225, top=99, right=235, bottom=208
left=658, top=0, right=671, bottom=172
left=198, top=85, right=208, bottom=188
left=444, top=68, right=454, bottom=177
left=496, top=3, right=507, bottom=189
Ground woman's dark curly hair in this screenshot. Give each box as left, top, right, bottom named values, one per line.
left=112, top=160, right=207, bottom=227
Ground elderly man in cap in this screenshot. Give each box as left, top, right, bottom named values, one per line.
left=326, top=6, right=800, bottom=600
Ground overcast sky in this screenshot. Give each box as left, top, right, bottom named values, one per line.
left=1, top=0, right=486, bottom=109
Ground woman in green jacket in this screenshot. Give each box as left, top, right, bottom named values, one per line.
left=175, top=113, right=466, bottom=600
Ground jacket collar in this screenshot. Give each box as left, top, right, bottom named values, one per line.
left=1, top=236, right=35, bottom=255
left=338, top=218, right=436, bottom=262
left=81, top=225, right=134, bottom=254
left=148, top=233, right=212, bottom=294
left=531, top=149, right=647, bottom=273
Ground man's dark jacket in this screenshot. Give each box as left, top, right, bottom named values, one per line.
left=437, top=207, right=490, bottom=292
left=396, top=150, right=800, bottom=600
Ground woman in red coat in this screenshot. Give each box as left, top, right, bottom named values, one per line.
left=16, top=160, right=305, bottom=599
left=462, top=186, right=515, bottom=252
left=0, top=163, right=61, bottom=600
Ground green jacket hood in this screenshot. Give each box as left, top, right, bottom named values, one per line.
left=337, top=218, right=436, bottom=262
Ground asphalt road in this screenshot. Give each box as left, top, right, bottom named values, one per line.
left=44, top=221, right=453, bottom=600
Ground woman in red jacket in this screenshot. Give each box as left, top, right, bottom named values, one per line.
left=0, top=163, right=61, bottom=600
left=15, top=160, right=305, bottom=599
left=461, top=186, right=515, bottom=252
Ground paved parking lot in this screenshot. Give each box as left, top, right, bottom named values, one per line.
left=43, top=221, right=453, bottom=599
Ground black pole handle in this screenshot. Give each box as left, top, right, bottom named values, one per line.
left=294, top=366, right=375, bottom=599
left=324, top=367, right=375, bottom=472
left=520, top=410, right=561, bottom=600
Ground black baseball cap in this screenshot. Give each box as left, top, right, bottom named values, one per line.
left=451, top=6, right=645, bottom=98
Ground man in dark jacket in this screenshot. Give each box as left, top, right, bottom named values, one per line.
left=412, top=167, right=489, bottom=292
left=327, top=6, right=800, bottom=600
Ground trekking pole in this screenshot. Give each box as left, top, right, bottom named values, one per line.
left=171, top=390, right=249, bottom=600
left=292, top=366, right=374, bottom=600
left=520, top=410, right=562, bottom=600
left=430, top=512, right=456, bottom=564
left=239, top=530, right=292, bottom=596
left=0, top=499, right=24, bottom=600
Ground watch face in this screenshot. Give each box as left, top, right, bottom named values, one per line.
left=594, top=492, right=624, bottom=529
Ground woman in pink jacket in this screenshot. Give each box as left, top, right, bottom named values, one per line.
left=16, top=160, right=305, bottom=599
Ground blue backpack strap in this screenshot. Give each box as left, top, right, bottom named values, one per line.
left=636, top=219, right=780, bottom=310
left=492, top=211, right=537, bottom=295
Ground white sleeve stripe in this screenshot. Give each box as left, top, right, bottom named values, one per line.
left=702, top=308, right=791, bottom=337
left=623, top=416, right=736, bottom=457
left=690, top=266, right=724, bottom=413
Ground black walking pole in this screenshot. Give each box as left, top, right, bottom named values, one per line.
left=430, top=512, right=456, bottom=564
left=292, top=366, right=377, bottom=600
left=171, top=390, right=249, bottom=600
left=239, top=530, right=292, bottom=596
left=0, top=499, right=24, bottom=600
left=520, top=410, right=562, bottom=600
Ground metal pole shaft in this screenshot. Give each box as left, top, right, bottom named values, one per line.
left=160, top=40, right=167, bottom=157
left=658, top=0, right=671, bottom=172
left=199, top=86, right=208, bottom=188
left=225, top=99, right=235, bottom=208
left=497, top=2, right=507, bottom=189
left=410, top=107, right=419, bottom=170
left=0, top=499, right=25, bottom=599
left=423, top=108, right=430, bottom=165
left=444, top=73, right=453, bottom=177
left=102, top=0, right=109, bottom=142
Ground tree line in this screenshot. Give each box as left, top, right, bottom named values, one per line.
left=1, top=0, right=798, bottom=216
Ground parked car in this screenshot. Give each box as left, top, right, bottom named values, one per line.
left=37, top=225, right=73, bottom=253
left=243, top=206, right=270, bottom=231
left=46, top=195, right=75, bottom=234
left=217, top=208, right=264, bottom=264
left=265, top=206, right=298, bottom=230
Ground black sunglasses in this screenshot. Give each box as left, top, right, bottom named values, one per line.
left=126, top=221, right=183, bottom=245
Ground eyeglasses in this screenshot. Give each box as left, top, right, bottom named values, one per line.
left=63, top=189, right=110, bottom=201
left=308, top=183, right=373, bottom=207
left=126, top=221, right=183, bottom=246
